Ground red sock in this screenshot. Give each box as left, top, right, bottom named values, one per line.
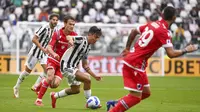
left=36, top=82, right=42, bottom=91
left=109, top=94, right=141, bottom=112
left=37, top=79, right=49, bottom=99
left=141, top=93, right=150, bottom=100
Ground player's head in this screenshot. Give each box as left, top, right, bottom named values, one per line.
left=162, top=6, right=176, bottom=23
left=49, top=13, right=59, bottom=28
left=88, top=26, right=102, bottom=44
left=63, top=15, right=76, bottom=33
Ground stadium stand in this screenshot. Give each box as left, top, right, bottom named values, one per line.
left=0, top=0, right=199, bottom=54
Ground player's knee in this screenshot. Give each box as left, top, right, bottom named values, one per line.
left=50, top=81, right=59, bottom=88
left=142, top=93, right=151, bottom=100
left=84, top=78, right=91, bottom=84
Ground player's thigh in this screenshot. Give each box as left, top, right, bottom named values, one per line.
left=47, top=68, right=55, bottom=81
left=25, top=55, right=38, bottom=70
left=39, top=54, right=48, bottom=65
left=143, top=86, right=150, bottom=94
left=75, top=70, right=90, bottom=83
left=142, top=73, right=151, bottom=94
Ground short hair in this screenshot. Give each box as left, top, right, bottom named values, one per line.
left=49, top=13, right=59, bottom=20
left=63, top=15, right=75, bottom=23
left=88, top=26, right=102, bottom=36
left=162, top=6, right=176, bottom=21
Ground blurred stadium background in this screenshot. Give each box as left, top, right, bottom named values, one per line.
left=0, top=0, right=200, bottom=76
left=0, top=0, right=200, bottom=112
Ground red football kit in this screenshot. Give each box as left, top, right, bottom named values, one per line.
left=123, top=19, right=173, bottom=92
left=47, top=27, right=77, bottom=79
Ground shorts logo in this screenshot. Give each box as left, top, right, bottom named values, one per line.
left=137, top=84, right=142, bottom=90
left=61, top=45, right=65, bottom=49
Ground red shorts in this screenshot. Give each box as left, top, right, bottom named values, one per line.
left=47, top=58, right=63, bottom=79
left=122, top=64, right=149, bottom=92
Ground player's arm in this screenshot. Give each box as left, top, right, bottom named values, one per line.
left=82, top=58, right=101, bottom=81
left=121, top=28, right=140, bottom=56
left=66, top=35, right=74, bottom=46
left=47, top=32, right=60, bottom=60
left=32, top=35, right=47, bottom=53
left=165, top=44, right=198, bottom=58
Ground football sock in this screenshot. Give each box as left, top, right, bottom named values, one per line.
left=35, top=81, right=42, bottom=91
left=38, top=79, right=49, bottom=99
left=84, top=89, right=91, bottom=99
left=15, top=70, right=29, bottom=88
left=34, top=72, right=46, bottom=87
left=109, top=94, right=141, bottom=112
left=54, top=89, right=68, bottom=99
left=141, top=93, right=150, bottom=100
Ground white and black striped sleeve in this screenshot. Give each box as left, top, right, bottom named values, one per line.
left=74, top=36, right=84, bottom=44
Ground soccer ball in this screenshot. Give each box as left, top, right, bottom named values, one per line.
left=86, top=96, right=101, bottom=109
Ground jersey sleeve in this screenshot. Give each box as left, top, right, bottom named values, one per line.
left=35, top=25, right=47, bottom=39
left=74, top=36, right=84, bottom=44
left=159, top=30, right=173, bottom=48
left=49, top=31, right=58, bottom=47
left=137, top=24, right=148, bottom=34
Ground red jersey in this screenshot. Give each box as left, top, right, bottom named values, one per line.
left=48, top=27, right=77, bottom=62
left=123, top=19, right=173, bottom=72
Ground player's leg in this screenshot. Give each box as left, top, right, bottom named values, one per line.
left=142, top=85, right=151, bottom=100
left=141, top=72, right=151, bottom=100
left=75, top=70, right=92, bottom=99
left=49, top=67, right=63, bottom=88
left=51, top=85, right=81, bottom=108
left=35, top=68, right=55, bottom=106
left=51, top=69, right=82, bottom=108
left=32, top=55, right=48, bottom=90
left=108, top=65, right=143, bottom=112
left=13, top=55, right=37, bottom=98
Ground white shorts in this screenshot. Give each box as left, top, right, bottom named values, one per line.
left=62, top=67, right=81, bottom=86
left=25, top=54, right=48, bottom=70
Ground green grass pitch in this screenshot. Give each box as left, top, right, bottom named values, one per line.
left=0, top=75, right=200, bottom=112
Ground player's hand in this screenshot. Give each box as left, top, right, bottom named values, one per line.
left=185, top=44, right=198, bottom=53
left=43, top=48, right=48, bottom=54
left=66, top=36, right=74, bottom=47
left=121, top=49, right=129, bottom=57
left=53, top=53, right=60, bottom=60
left=94, top=75, right=102, bottom=81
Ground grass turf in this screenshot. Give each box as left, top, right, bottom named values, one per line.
left=0, top=75, right=200, bottom=112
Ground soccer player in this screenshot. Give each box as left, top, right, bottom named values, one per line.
left=13, top=13, right=59, bottom=98
left=50, top=26, right=102, bottom=108
left=34, top=15, right=78, bottom=106
left=107, top=6, right=198, bottom=112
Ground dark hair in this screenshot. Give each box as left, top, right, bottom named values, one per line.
left=63, top=15, right=75, bottom=23
left=88, top=26, right=102, bottom=36
left=49, top=13, right=59, bottom=20
left=162, top=6, right=176, bottom=21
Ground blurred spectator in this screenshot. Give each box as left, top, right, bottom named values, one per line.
left=173, top=23, right=185, bottom=49
left=190, top=7, right=198, bottom=17
left=38, top=7, right=49, bottom=21
left=0, top=0, right=13, bottom=9
left=11, top=0, right=22, bottom=7
left=192, top=23, right=200, bottom=44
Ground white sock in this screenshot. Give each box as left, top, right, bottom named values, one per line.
left=84, top=89, right=91, bottom=99
left=33, top=72, right=46, bottom=87
left=15, top=70, right=29, bottom=88
left=54, top=89, right=68, bottom=99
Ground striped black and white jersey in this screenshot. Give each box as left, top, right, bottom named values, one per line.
left=29, top=23, right=55, bottom=59
left=61, top=36, right=90, bottom=72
